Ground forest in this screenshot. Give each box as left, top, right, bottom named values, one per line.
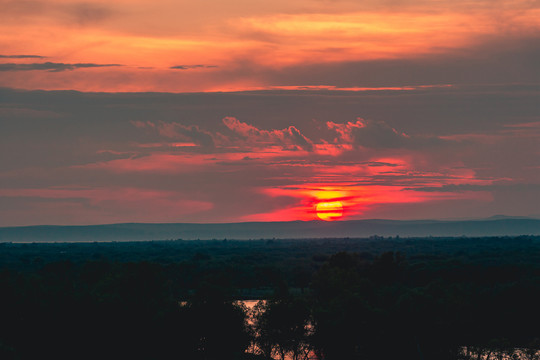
left=1, top=236, right=539, bottom=359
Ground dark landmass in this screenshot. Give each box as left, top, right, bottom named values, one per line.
left=2, top=235, right=540, bottom=274
left=2, top=216, right=540, bottom=242
left=1, top=236, right=539, bottom=359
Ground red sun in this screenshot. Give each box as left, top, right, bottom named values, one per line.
left=316, top=201, right=343, bottom=221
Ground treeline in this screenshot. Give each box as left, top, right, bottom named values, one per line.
left=0, top=237, right=539, bottom=359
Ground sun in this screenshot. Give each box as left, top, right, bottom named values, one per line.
left=316, top=201, right=343, bottom=221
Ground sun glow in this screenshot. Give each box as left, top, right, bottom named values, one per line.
left=316, top=201, right=343, bottom=221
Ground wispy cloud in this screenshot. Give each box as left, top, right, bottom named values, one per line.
left=0, top=0, right=115, bottom=25
left=405, top=183, right=540, bottom=193
left=0, top=62, right=122, bottom=72
left=170, top=65, right=218, bottom=70
left=66, top=2, right=115, bottom=25
left=0, top=54, right=46, bottom=59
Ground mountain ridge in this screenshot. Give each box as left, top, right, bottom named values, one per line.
left=1, top=217, right=540, bottom=242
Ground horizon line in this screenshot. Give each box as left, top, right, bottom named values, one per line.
left=1, top=215, right=538, bottom=229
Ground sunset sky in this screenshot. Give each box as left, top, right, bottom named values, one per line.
left=1, top=0, right=539, bottom=225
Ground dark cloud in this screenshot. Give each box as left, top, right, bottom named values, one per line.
left=0, top=54, right=46, bottom=59
left=175, top=125, right=215, bottom=149
left=135, top=121, right=216, bottom=149
left=170, top=65, right=218, bottom=70
left=406, top=184, right=540, bottom=193
left=287, top=125, right=314, bottom=151
left=363, top=161, right=400, bottom=167
left=327, top=119, right=446, bottom=149
left=210, top=36, right=540, bottom=90
left=0, top=62, right=122, bottom=72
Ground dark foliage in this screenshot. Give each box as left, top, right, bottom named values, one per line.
left=0, top=236, right=539, bottom=359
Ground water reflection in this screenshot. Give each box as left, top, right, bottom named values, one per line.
left=236, top=299, right=318, bottom=360
left=181, top=300, right=538, bottom=360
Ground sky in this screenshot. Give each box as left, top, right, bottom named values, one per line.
left=1, top=0, right=539, bottom=226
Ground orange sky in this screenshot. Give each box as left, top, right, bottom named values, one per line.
left=1, top=0, right=539, bottom=92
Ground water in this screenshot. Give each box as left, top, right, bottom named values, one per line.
left=182, top=300, right=539, bottom=360
left=236, top=299, right=318, bottom=360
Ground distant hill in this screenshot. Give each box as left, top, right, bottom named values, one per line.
left=1, top=217, right=540, bottom=242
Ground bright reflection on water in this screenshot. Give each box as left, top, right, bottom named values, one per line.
left=236, top=299, right=318, bottom=360
left=236, top=299, right=263, bottom=310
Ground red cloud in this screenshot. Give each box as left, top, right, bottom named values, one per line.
left=223, top=117, right=314, bottom=151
